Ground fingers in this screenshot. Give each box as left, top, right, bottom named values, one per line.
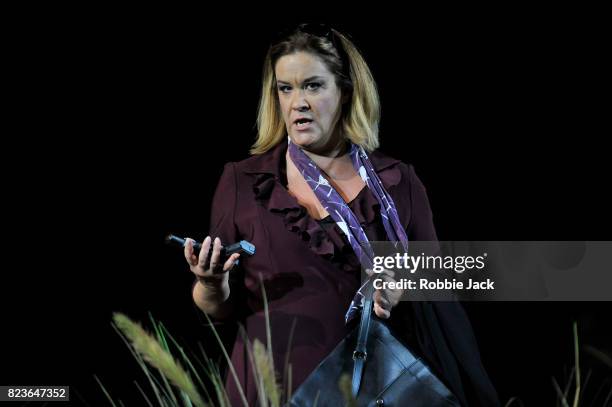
left=365, top=268, right=395, bottom=279
left=374, top=302, right=391, bottom=319
left=184, top=238, right=198, bottom=267
left=223, top=253, right=241, bottom=272
left=185, top=236, right=239, bottom=278
left=204, top=237, right=224, bottom=272
left=373, top=289, right=390, bottom=319
left=371, top=271, right=402, bottom=320
left=197, top=236, right=213, bottom=268
left=373, top=289, right=391, bottom=308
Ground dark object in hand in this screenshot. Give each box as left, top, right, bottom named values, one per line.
left=165, top=234, right=256, bottom=264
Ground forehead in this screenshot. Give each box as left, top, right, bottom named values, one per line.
left=274, top=51, right=334, bottom=81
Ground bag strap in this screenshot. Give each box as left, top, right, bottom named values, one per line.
left=351, top=283, right=374, bottom=396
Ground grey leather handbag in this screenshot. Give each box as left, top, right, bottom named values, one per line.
left=289, top=285, right=460, bottom=407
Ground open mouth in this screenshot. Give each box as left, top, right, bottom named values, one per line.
left=294, top=118, right=313, bottom=129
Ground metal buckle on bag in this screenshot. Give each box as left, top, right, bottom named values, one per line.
left=352, top=350, right=367, bottom=360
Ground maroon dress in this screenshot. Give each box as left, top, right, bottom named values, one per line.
left=203, top=138, right=499, bottom=407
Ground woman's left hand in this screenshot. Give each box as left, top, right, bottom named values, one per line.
left=367, top=269, right=403, bottom=319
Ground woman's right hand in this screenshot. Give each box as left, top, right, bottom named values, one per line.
left=184, top=236, right=241, bottom=288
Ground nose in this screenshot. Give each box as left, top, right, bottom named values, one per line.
left=291, top=89, right=310, bottom=112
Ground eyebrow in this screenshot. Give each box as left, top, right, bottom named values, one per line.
left=276, top=76, right=326, bottom=85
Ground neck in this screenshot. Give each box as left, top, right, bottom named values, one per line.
left=303, top=139, right=348, bottom=158
left=300, top=139, right=352, bottom=179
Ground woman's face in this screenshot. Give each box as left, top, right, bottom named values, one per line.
left=275, top=51, right=343, bottom=154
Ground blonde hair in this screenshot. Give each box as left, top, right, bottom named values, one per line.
left=250, top=27, right=380, bottom=155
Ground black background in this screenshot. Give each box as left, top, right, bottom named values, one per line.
left=2, top=6, right=611, bottom=406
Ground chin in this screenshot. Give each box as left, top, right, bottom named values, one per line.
left=289, top=132, right=319, bottom=148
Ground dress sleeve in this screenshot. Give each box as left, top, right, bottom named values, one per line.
left=192, top=162, right=246, bottom=319
left=406, top=164, right=439, bottom=242
left=208, top=162, right=239, bottom=244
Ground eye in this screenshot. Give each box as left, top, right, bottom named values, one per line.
left=305, top=82, right=322, bottom=91
left=277, top=85, right=292, bottom=93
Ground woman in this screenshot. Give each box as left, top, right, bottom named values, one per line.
left=185, top=24, right=499, bottom=406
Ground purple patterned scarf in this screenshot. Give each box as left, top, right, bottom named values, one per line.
left=288, top=137, right=409, bottom=322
